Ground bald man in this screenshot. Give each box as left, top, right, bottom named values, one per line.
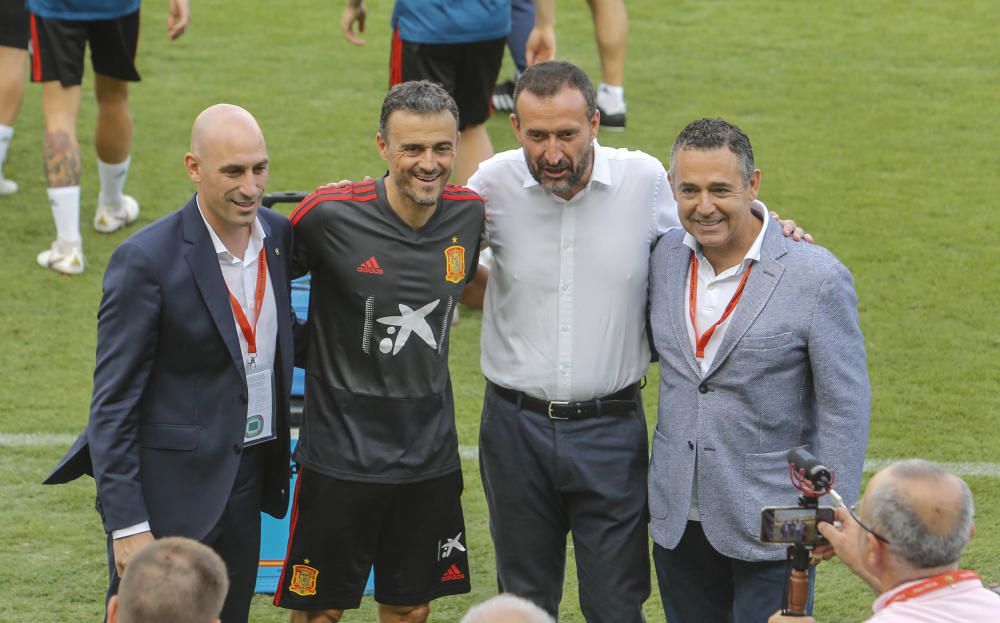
left=46, top=104, right=294, bottom=623
left=461, top=595, right=555, bottom=623
left=769, top=459, right=999, bottom=622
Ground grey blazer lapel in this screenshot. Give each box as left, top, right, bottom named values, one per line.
left=704, top=223, right=787, bottom=378
left=665, top=237, right=702, bottom=377
left=181, top=199, right=246, bottom=379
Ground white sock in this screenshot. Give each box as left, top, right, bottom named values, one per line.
left=47, top=186, right=81, bottom=244
left=597, top=83, right=626, bottom=114
left=0, top=125, right=13, bottom=177
left=98, top=156, right=131, bottom=211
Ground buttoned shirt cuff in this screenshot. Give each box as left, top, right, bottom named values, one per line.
left=112, top=521, right=151, bottom=540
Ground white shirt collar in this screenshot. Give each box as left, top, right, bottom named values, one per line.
left=195, top=196, right=267, bottom=263
left=519, top=139, right=612, bottom=195
left=682, top=199, right=770, bottom=276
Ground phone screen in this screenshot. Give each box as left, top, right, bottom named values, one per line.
left=760, top=506, right=834, bottom=544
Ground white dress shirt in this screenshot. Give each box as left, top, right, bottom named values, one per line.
left=683, top=203, right=768, bottom=521
left=112, top=201, right=277, bottom=540
left=469, top=141, right=679, bottom=401
left=683, top=203, right=770, bottom=375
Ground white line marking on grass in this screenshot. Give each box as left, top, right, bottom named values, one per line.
left=5, top=434, right=1000, bottom=479
left=863, top=459, right=1000, bottom=478
left=0, top=433, right=78, bottom=447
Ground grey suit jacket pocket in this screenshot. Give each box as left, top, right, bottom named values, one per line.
left=742, top=445, right=808, bottom=538
left=140, top=424, right=200, bottom=450
left=739, top=332, right=793, bottom=350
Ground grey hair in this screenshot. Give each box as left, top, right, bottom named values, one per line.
left=513, top=60, right=597, bottom=121
left=669, top=118, right=755, bottom=184
left=461, top=594, right=555, bottom=623
left=865, top=459, right=974, bottom=569
left=116, top=537, right=229, bottom=623
left=378, top=80, right=460, bottom=137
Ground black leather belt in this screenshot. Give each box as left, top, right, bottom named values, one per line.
left=490, top=382, right=640, bottom=420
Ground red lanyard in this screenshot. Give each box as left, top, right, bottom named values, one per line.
left=227, top=247, right=268, bottom=368
left=883, top=570, right=980, bottom=607
left=688, top=252, right=753, bottom=359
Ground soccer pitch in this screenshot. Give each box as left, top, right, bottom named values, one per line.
left=0, top=0, right=997, bottom=621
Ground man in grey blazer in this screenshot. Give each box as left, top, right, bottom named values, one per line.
left=648, top=118, right=870, bottom=622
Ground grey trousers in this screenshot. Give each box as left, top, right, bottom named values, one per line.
left=479, top=382, right=650, bottom=622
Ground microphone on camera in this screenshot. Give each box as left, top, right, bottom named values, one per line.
left=787, top=448, right=833, bottom=492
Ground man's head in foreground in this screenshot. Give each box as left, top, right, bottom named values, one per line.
left=858, top=459, right=974, bottom=579
left=108, top=537, right=229, bottom=623
left=511, top=61, right=599, bottom=199
left=461, top=593, right=555, bottom=623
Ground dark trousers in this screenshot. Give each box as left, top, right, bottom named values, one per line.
left=105, top=446, right=263, bottom=623
left=479, top=382, right=650, bottom=623
left=653, top=521, right=815, bottom=623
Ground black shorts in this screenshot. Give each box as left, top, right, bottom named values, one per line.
left=29, top=10, right=141, bottom=86
left=273, top=468, right=471, bottom=611
left=391, top=32, right=504, bottom=131
left=0, top=0, right=29, bottom=49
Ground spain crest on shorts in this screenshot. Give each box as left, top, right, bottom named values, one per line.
left=289, top=563, right=319, bottom=596
left=444, top=245, right=466, bottom=283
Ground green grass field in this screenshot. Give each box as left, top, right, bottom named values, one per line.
left=1, top=0, right=998, bottom=620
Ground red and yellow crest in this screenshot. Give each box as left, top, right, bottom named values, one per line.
left=289, top=563, right=319, bottom=596
left=444, top=245, right=466, bottom=283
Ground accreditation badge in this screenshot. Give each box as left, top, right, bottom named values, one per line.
left=244, top=369, right=276, bottom=446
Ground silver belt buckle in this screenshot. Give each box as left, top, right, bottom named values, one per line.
left=547, top=400, right=571, bottom=420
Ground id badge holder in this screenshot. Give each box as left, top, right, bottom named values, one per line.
left=244, top=368, right=277, bottom=446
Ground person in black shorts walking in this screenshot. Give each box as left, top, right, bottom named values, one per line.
left=273, top=81, right=486, bottom=623
left=28, top=0, right=189, bottom=274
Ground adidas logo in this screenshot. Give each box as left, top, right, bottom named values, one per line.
left=440, top=564, right=465, bottom=582
left=356, top=256, right=384, bottom=275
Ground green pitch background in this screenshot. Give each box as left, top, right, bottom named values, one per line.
left=0, top=0, right=997, bottom=620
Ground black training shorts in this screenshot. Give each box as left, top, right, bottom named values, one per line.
left=29, top=10, right=140, bottom=86
left=0, top=0, right=29, bottom=49
left=273, top=468, right=471, bottom=611
left=391, top=32, right=504, bottom=131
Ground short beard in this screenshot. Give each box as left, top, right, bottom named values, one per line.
left=528, top=147, right=592, bottom=196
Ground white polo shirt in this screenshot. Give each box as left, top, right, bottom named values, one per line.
left=468, top=141, right=680, bottom=401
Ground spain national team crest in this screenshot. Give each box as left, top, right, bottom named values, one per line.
left=444, top=244, right=466, bottom=283
left=289, top=563, right=319, bottom=596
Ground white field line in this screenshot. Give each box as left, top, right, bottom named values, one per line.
left=4, top=434, right=999, bottom=479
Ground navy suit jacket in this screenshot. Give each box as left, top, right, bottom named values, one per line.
left=45, top=196, right=293, bottom=541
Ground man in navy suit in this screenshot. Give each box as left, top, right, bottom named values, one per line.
left=647, top=118, right=870, bottom=622
left=45, top=104, right=294, bottom=623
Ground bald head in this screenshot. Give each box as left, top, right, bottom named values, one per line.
left=184, top=104, right=269, bottom=246
left=864, top=460, right=974, bottom=569
left=461, top=594, right=555, bottom=623
left=190, top=104, right=265, bottom=157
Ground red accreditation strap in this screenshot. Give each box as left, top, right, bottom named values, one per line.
left=688, top=252, right=754, bottom=359
left=227, top=247, right=268, bottom=366
left=883, top=570, right=980, bottom=607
